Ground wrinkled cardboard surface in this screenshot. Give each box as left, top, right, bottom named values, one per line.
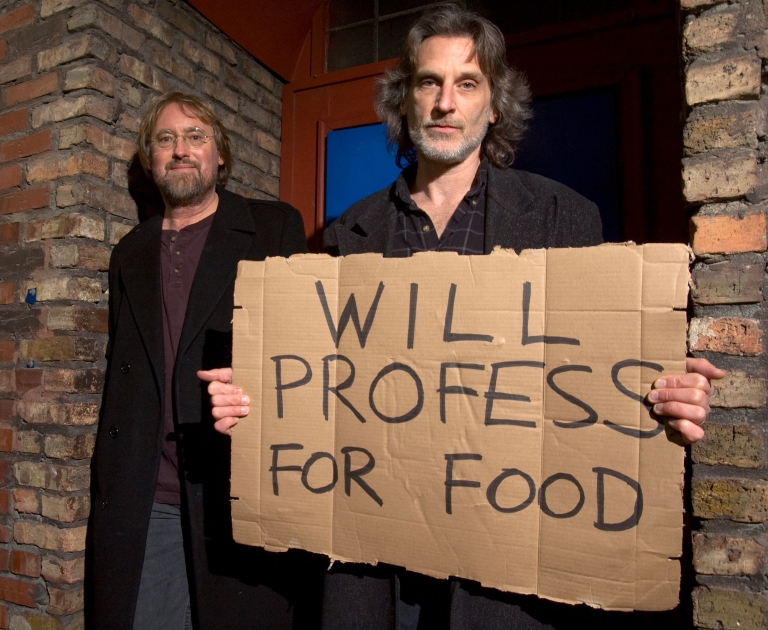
left=231, top=244, right=690, bottom=611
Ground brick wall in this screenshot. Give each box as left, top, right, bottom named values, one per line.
left=682, top=0, right=768, bottom=628
left=0, top=0, right=282, bottom=626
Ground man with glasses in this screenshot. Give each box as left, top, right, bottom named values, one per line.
left=88, top=92, right=321, bottom=629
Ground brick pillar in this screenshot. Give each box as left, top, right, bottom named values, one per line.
left=0, top=0, right=283, bottom=626
left=681, top=0, right=768, bottom=628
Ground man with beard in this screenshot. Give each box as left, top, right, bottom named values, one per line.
left=87, top=92, right=322, bottom=629
left=204, top=5, right=723, bottom=629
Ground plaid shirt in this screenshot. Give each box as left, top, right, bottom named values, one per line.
left=391, top=159, right=488, bottom=257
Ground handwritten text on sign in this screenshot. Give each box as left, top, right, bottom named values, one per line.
left=230, top=245, right=690, bottom=611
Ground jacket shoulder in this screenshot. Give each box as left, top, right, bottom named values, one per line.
left=505, top=168, right=596, bottom=210
left=336, top=183, right=394, bottom=226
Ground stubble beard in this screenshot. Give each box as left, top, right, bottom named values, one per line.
left=155, top=159, right=217, bottom=207
left=409, top=116, right=490, bottom=165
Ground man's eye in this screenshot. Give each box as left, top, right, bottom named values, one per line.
left=188, top=133, right=203, bottom=141
left=156, top=135, right=174, bottom=145
left=461, top=82, right=475, bottom=89
left=421, top=79, right=436, bottom=87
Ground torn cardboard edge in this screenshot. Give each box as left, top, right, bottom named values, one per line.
left=231, top=243, right=690, bottom=611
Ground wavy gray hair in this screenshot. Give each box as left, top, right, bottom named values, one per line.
left=375, top=4, right=531, bottom=169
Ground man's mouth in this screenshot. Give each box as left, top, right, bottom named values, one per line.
left=166, top=160, right=200, bottom=173
left=423, top=122, right=463, bottom=133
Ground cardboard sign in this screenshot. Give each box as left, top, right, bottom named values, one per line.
left=230, top=244, right=690, bottom=611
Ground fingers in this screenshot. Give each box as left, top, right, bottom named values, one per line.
left=197, top=367, right=233, bottom=384
left=665, top=418, right=705, bottom=444
left=214, top=416, right=240, bottom=437
left=685, top=357, right=726, bottom=381
left=653, top=372, right=713, bottom=395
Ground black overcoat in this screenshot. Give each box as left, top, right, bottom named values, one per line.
left=87, top=189, right=324, bottom=629
left=322, top=166, right=608, bottom=630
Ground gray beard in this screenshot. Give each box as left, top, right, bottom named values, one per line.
left=409, top=118, right=489, bottom=165
left=155, top=165, right=216, bottom=207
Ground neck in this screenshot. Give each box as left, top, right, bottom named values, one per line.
left=408, top=150, right=483, bottom=238
left=162, top=188, right=219, bottom=231
left=411, top=150, right=482, bottom=201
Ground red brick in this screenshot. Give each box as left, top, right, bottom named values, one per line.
left=11, top=550, right=40, bottom=578
left=0, top=526, right=11, bottom=544
left=14, top=369, right=41, bottom=392
left=13, top=489, right=37, bottom=514
left=0, top=429, right=12, bottom=453
left=0, top=575, right=36, bottom=607
left=0, top=283, right=13, bottom=305
left=0, top=602, right=7, bottom=628
left=0, top=6, right=35, bottom=36
left=0, top=165, right=20, bottom=191
left=0, top=401, right=12, bottom=423
left=0, top=110, right=26, bottom=136
left=0, top=41, right=5, bottom=61
left=691, top=212, right=767, bottom=255
left=0, top=130, right=51, bottom=162
left=0, top=550, right=8, bottom=572
left=0, top=490, right=8, bottom=514
left=0, top=223, right=18, bottom=244
left=0, top=462, right=10, bottom=485
left=0, top=341, right=12, bottom=363
left=0, top=186, right=49, bottom=215
left=689, top=317, right=763, bottom=356
left=5, top=73, right=58, bottom=107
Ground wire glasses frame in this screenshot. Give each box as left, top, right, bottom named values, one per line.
left=152, top=128, right=214, bottom=150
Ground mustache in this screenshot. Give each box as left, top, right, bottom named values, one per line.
left=421, top=118, right=465, bottom=130
left=164, top=158, right=201, bottom=172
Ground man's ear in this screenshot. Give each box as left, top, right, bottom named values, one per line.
left=489, top=108, right=498, bottom=125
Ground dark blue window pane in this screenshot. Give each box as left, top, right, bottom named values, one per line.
left=514, top=88, right=621, bottom=242
left=325, top=124, right=403, bottom=222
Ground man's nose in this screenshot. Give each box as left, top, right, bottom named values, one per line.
left=172, top=136, right=190, bottom=158
left=435, top=87, right=455, bottom=113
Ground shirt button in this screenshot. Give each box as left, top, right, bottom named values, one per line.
left=422, top=225, right=430, bottom=233
left=471, top=200, right=477, bottom=206
left=109, top=426, right=118, bottom=439
left=170, top=236, right=176, bottom=242
left=120, top=361, right=130, bottom=374
left=174, top=269, right=179, bottom=274
left=175, top=251, right=180, bottom=256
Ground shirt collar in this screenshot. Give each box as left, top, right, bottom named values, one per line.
left=394, top=158, right=489, bottom=213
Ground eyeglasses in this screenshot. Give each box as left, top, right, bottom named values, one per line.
left=152, top=128, right=214, bottom=150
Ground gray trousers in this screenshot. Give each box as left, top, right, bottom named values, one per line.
left=133, top=503, right=192, bottom=630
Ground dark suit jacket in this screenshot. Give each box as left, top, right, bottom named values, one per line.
left=87, top=188, right=324, bottom=630
left=322, top=165, right=605, bottom=630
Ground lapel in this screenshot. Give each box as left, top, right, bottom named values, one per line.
left=333, top=184, right=397, bottom=256
left=176, top=188, right=258, bottom=359
left=484, top=166, right=536, bottom=254
left=119, top=215, right=165, bottom=387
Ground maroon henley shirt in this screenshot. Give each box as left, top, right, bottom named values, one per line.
left=154, top=212, right=215, bottom=505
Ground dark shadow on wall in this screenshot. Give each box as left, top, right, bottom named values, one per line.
left=128, top=155, right=165, bottom=222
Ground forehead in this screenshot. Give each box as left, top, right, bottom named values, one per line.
left=154, top=102, right=211, bottom=131
left=414, top=35, right=484, bottom=75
